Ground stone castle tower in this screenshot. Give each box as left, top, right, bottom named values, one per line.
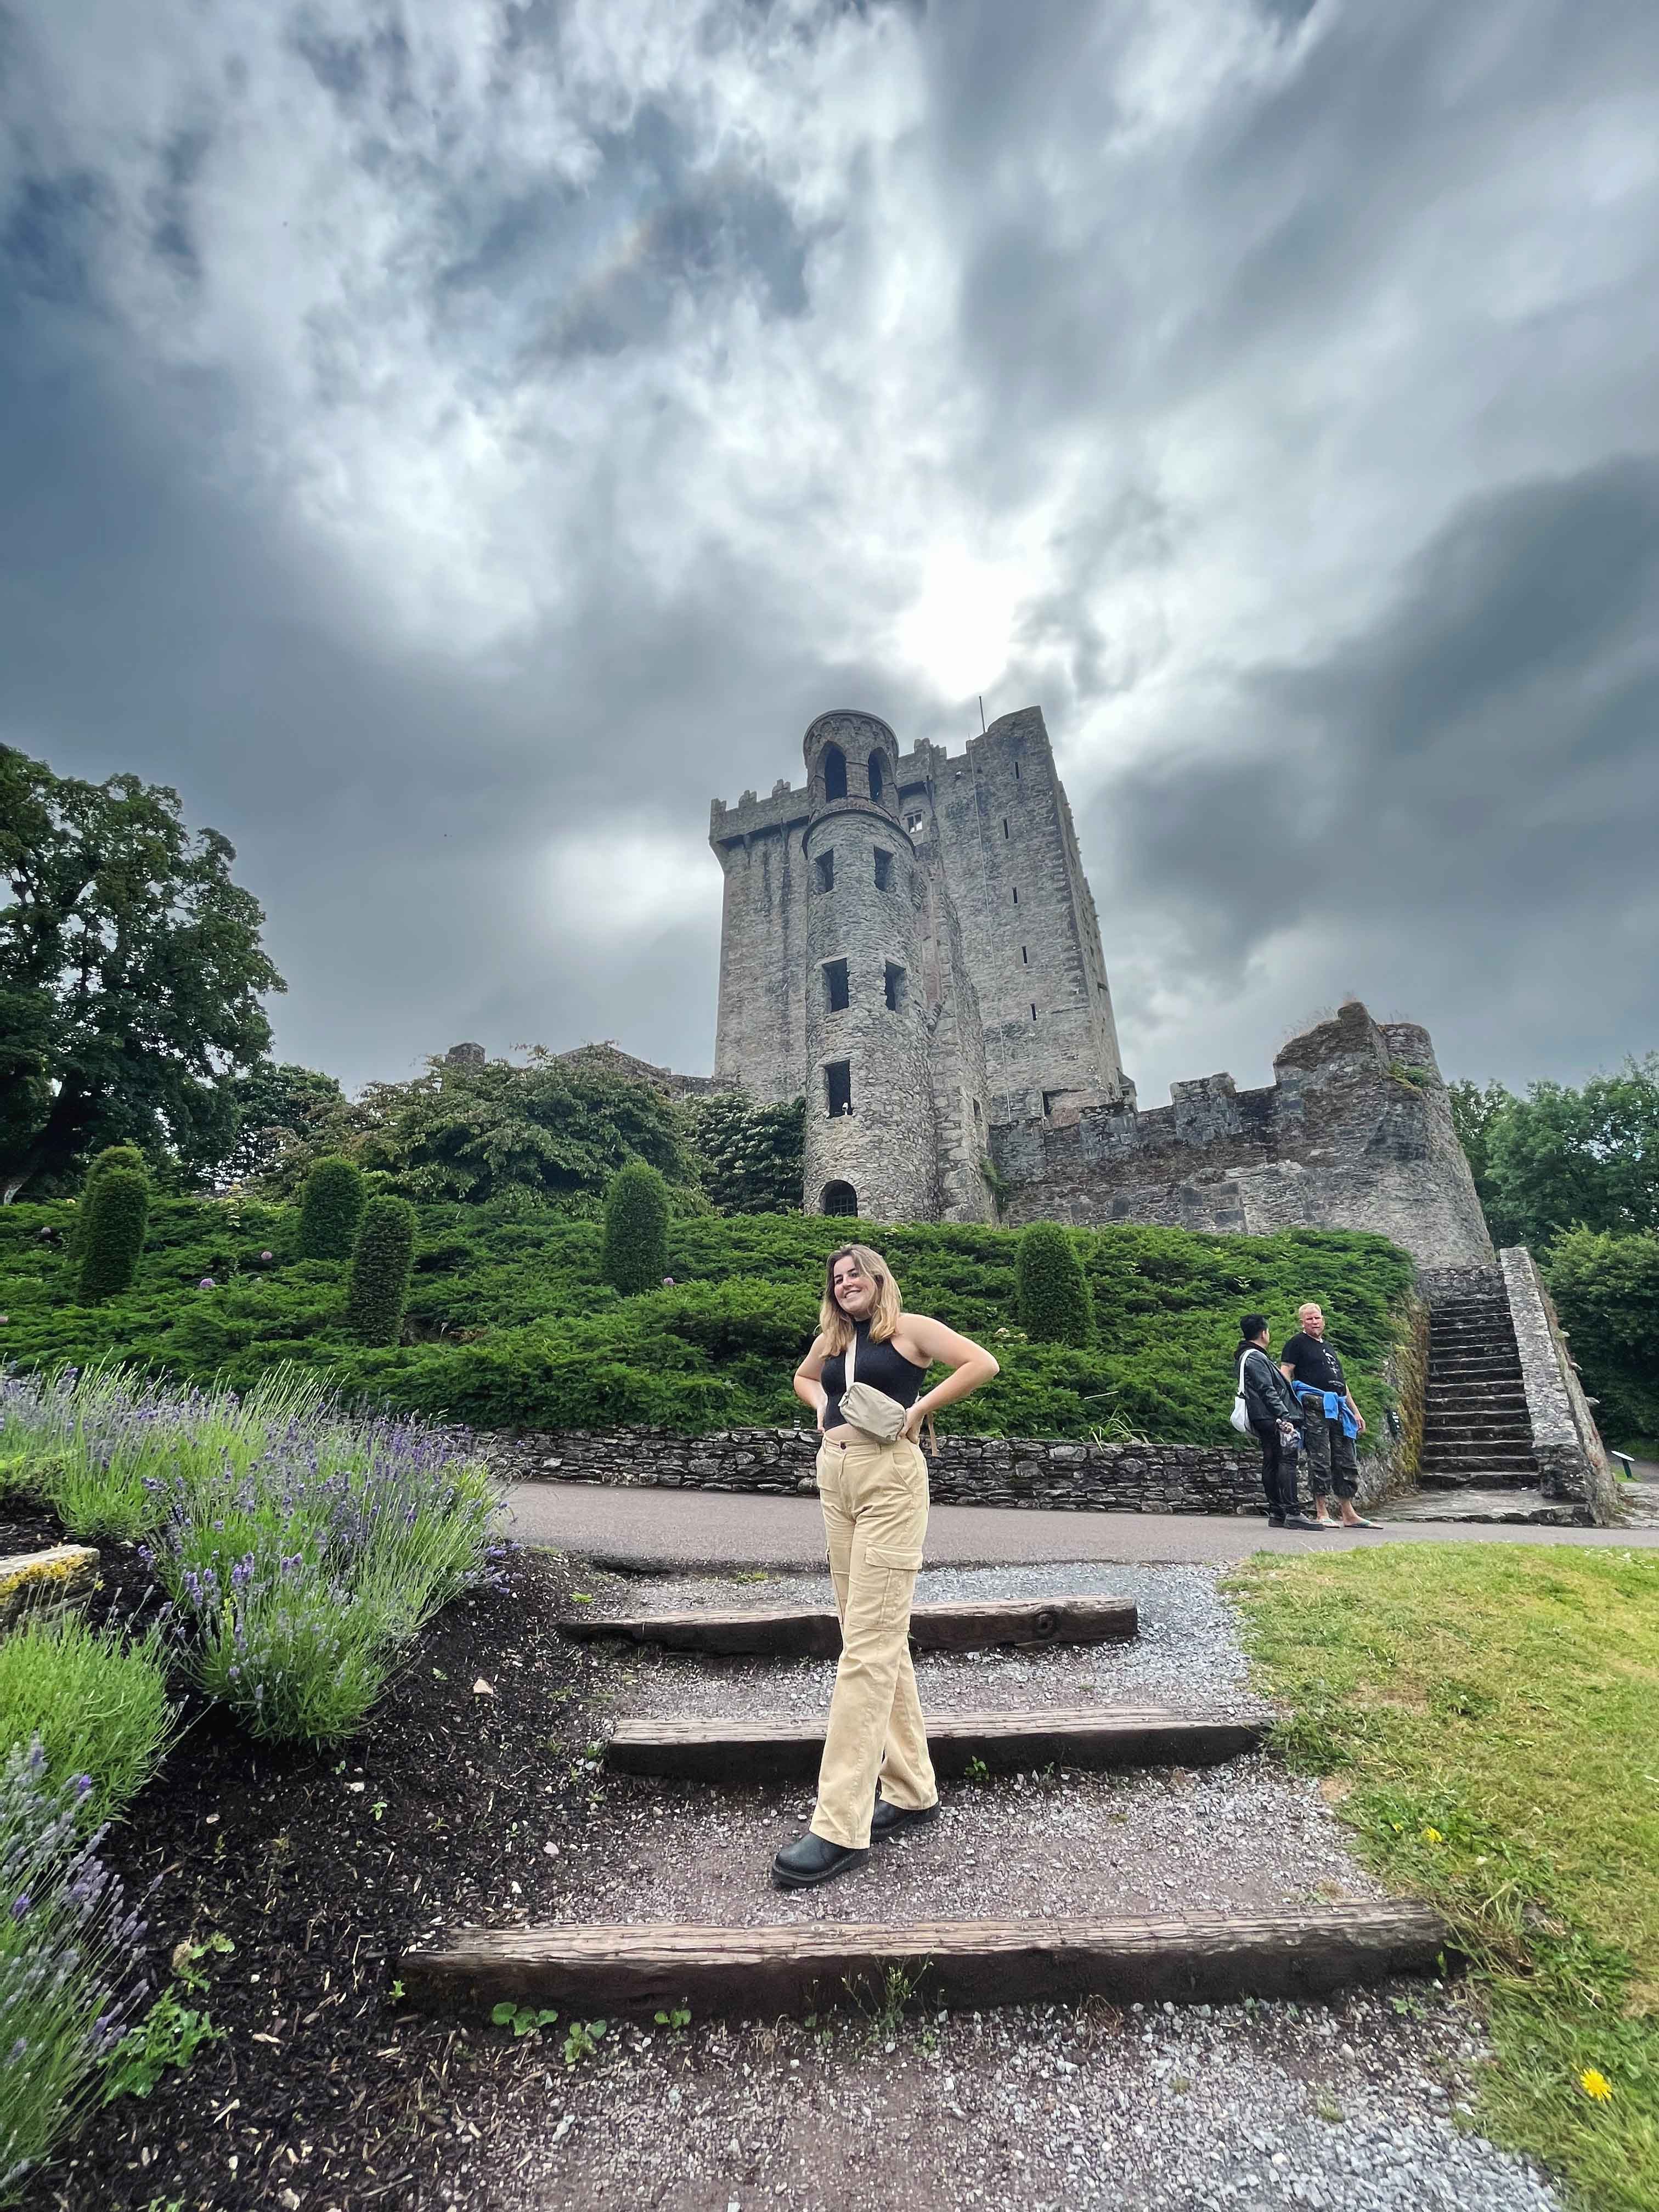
left=710, top=706, right=1127, bottom=1221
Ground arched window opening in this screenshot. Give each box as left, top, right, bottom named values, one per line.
left=868, top=753, right=886, bottom=803
left=821, top=744, right=848, bottom=803
left=822, top=1180, right=858, bottom=1217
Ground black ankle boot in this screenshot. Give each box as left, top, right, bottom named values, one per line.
left=871, top=1798, right=940, bottom=1842
left=771, top=1832, right=870, bottom=1891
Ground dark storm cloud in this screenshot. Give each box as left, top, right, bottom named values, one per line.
left=1092, top=455, right=1659, bottom=1085
left=3, top=0, right=1658, bottom=1105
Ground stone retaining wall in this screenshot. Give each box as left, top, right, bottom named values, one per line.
left=483, top=1423, right=1404, bottom=1517
left=1500, top=1246, right=1619, bottom=1523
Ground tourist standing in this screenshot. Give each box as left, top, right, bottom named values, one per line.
left=1235, top=1315, right=1321, bottom=1530
left=1279, top=1302, right=1378, bottom=1529
left=780, top=1244, right=999, bottom=1891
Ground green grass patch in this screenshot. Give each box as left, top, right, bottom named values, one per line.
left=0, top=1197, right=1415, bottom=1443
left=1229, top=1544, right=1659, bottom=2211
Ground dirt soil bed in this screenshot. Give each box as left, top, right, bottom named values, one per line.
left=4, top=1502, right=610, bottom=2212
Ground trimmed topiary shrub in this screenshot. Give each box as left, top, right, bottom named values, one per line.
left=74, top=1164, right=151, bottom=1304
left=344, top=1194, right=417, bottom=1345
left=602, top=1160, right=671, bottom=1295
left=1015, top=1221, right=1094, bottom=1347
left=298, top=1156, right=366, bottom=1260
left=68, top=1146, right=148, bottom=1258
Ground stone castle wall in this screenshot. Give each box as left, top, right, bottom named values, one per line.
left=990, top=1000, right=1495, bottom=1272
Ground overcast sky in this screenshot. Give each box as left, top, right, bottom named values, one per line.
left=4, top=0, right=1657, bottom=1105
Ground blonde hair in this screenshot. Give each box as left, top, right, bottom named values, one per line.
left=819, top=1244, right=902, bottom=1353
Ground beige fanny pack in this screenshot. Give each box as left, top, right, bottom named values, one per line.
left=838, top=1330, right=938, bottom=1457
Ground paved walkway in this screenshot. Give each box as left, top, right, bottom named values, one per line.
left=506, top=1480, right=1659, bottom=1571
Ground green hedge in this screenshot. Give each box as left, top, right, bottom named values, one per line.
left=1015, top=1223, right=1094, bottom=1346
left=345, top=1193, right=416, bottom=1345
left=297, top=1156, right=366, bottom=1260
left=0, top=1198, right=1415, bottom=1444
left=74, top=1164, right=150, bottom=1305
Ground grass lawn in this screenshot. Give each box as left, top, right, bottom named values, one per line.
left=1229, top=1544, right=1659, bottom=2212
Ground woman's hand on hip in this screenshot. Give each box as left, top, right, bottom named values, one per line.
left=901, top=1403, right=928, bottom=1443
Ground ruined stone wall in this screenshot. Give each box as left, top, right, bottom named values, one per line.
left=1500, top=1246, right=1619, bottom=1522
left=990, top=1001, right=1496, bottom=1272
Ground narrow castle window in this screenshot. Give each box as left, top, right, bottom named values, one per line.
left=1002, top=819, right=1009, bottom=838
left=884, top=962, right=906, bottom=1013
left=1012, top=885, right=1019, bottom=905
left=1022, top=946, right=1028, bottom=964
left=825, top=1060, right=853, bottom=1117
left=868, top=753, right=885, bottom=803
left=1031, top=1003, right=1037, bottom=1020
left=822, top=1180, right=857, bottom=1217
left=823, top=958, right=849, bottom=1012
left=972, top=1098, right=983, bottom=1122
left=821, top=744, right=848, bottom=803
left=873, top=848, right=893, bottom=891
left=814, top=850, right=834, bottom=894
left=1013, top=759, right=1020, bottom=781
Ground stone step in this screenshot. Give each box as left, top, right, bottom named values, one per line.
left=563, top=1594, right=1138, bottom=1660
left=605, top=1707, right=1267, bottom=1784
left=1415, top=1477, right=1548, bottom=1495
left=1425, top=1389, right=1529, bottom=1409
left=398, top=1903, right=1457, bottom=2022
left=1420, top=1452, right=1538, bottom=1474
left=1422, top=1421, right=1533, bottom=1442
left=1430, top=1356, right=1524, bottom=1376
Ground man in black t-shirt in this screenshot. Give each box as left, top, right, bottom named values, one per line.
left=1280, top=1302, right=1376, bottom=1529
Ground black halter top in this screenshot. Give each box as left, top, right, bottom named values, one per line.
left=820, top=1320, right=928, bottom=1432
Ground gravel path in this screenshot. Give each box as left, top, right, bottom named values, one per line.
left=468, top=1979, right=1558, bottom=2212
left=434, top=1558, right=1568, bottom=2207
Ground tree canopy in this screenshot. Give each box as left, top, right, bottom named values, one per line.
left=0, top=747, right=284, bottom=1201
left=1450, top=1057, right=1659, bottom=1250
left=262, top=1047, right=703, bottom=1215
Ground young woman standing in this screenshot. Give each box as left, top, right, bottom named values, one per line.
left=775, top=1243, right=999, bottom=1891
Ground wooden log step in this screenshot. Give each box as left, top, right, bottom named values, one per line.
left=399, top=1903, right=1454, bottom=2021
left=563, top=1594, right=1137, bottom=1659
left=606, top=1706, right=1266, bottom=1783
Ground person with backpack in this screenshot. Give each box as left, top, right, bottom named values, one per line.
left=1234, top=1314, right=1323, bottom=1531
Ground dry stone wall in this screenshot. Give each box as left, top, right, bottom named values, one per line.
left=482, top=1425, right=1407, bottom=1516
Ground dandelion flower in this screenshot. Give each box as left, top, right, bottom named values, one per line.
left=1420, top=1826, right=1443, bottom=1844
left=1579, top=2068, right=1613, bottom=2102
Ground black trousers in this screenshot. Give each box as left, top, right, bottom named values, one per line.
left=1252, top=1420, right=1300, bottom=1520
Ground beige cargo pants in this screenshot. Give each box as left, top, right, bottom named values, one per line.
left=809, top=1436, right=938, bottom=1849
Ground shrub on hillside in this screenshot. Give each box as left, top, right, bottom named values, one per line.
left=345, top=1194, right=417, bottom=1345
left=1015, top=1222, right=1094, bottom=1346
left=67, top=1146, right=147, bottom=1259
left=74, top=1165, right=150, bottom=1305
left=602, top=1160, right=671, bottom=1294
left=297, top=1156, right=366, bottom=1259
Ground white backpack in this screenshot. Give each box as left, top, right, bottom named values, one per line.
left=1229, top=1348, right=1254, bottom=1436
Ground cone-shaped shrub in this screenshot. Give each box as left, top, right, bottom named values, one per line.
left=1015, top=1221, right=1094, bottom=1346
left=344, top=1194, right=416, bottom=1345
left=297, top=1156, right=366, bottom=1260
left=602, top=1160, right=671, bottom=1295
left=69, top=1146, right=147, bottom=1258
left=74, top=1165, right=150, bottom=1304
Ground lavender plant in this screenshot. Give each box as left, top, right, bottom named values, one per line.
left=0, top=1740, right=150, bottom=2204
left=3, top=1363, right=502, bottom=1744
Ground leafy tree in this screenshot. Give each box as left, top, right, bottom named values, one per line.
left=684, top=1092, right=804, bottom=1214
left=262, top=1049, right=698, bottom=1215
left=75, top=1162, right=151, bottom=1303
left=1542, top=1227, right=1659, bottom=1448
left=298, top=1158, right=367, bottom=1260
left=1484, top=1058, right=1659, bottom=1248
left=217, top=1062, right=347, bottom=1187
left=1015, top=1222, right=1094, bottom=1346
left=0, top=747, right=283, bottom=1201
left=602, top=1160, right=671, bottom=1295
left=345, top=1194, right=417, bottom=1345
left=1448, top=1077, right=1515, bottom=1223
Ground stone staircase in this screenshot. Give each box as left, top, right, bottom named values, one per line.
left=1418, top=1291, right=1536, bottom=1491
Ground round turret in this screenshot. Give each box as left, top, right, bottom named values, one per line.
left=800, top=713, right=939, bottom=1223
